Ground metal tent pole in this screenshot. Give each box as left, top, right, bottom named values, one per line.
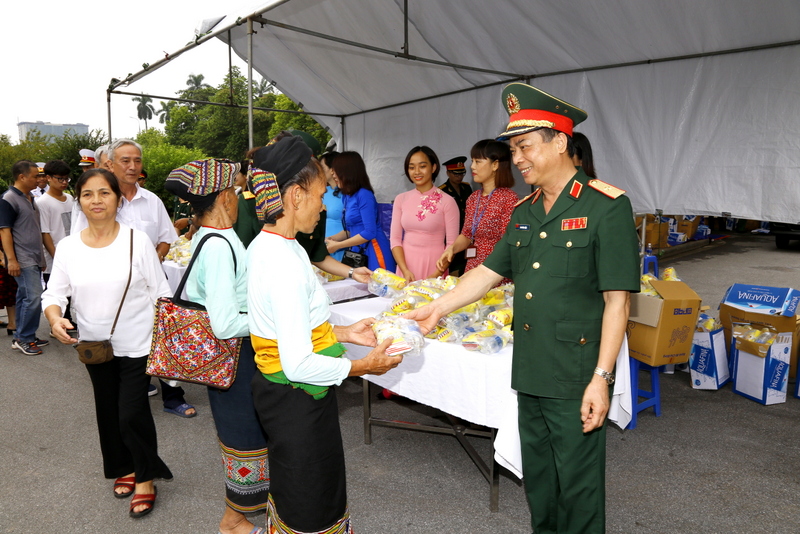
left=247, top=20, right=254, bottom=149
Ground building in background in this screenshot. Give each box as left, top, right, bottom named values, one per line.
left=18, top=121, right=89, bottom=139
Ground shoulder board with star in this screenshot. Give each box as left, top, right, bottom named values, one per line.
left=514, top=188, right=541, bottom=208
left=242, top=191, right=255, bottom=199
left=438, top=183, right=448, bottom=190
left=587, top=179, right=626, bottom=199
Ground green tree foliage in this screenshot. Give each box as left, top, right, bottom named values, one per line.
left=157, top=101, right=174, bottom=124
left=268, top=94, right=331, bottom=150
left=0, top=130, right=107, bottom=187
left=132, top=94, right=156, bottom=129
left=165, top=67, right=278, bottom=160
left=134, top=129, right=206, bottom=210
left=48, top=130, right=109, bottom=179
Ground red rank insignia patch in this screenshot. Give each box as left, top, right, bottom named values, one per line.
left=561, top=217, right=588, bottom=231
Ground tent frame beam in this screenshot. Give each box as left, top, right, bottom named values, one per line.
left=250, top=16, right=524, bottom=79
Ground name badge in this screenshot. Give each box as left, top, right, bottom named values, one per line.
left=561, top=217, right=588, bottom=231
left=465, top=246, right=477, bottom=258
left=515, top=224, right=530, bottom=231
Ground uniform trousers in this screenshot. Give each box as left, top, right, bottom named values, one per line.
left=251, top=373, right=349, bottom=533
left=518, top=393, right=606, bottom=534
left=208, top=338, right=270, bottom=513
left=85, top=355, right=173, bottom=482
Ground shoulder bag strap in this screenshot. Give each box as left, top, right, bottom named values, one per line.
left=173, top=232, right=237, bottom=307
left=109, top=228, right=134, bottom=339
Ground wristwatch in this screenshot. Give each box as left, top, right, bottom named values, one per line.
left=347, top=267, right=355, bottom=279
left=594, top=367, right=615, bottom=385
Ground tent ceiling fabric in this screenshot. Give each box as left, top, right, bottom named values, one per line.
left=196, top=0, right=800, bottom=220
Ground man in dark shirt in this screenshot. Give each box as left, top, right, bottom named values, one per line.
left=0, top=160, right=50, bottom=355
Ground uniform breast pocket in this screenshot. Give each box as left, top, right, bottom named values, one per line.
left=547, top=229, right=591, bottom=278
left=505, top=230, right=533, bottom=274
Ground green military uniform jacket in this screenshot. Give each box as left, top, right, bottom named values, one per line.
left=233, top=190, right=328, bottom=262
left=483, top=168, right=640, bottom=399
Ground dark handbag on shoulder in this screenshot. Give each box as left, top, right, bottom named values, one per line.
left=146, top=233, right=242, bottom=389
left=74, top=229, right=133, bottom=365
left=340, top=199, right=369, bottom=268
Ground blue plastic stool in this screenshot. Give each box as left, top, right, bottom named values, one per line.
left=626, top=358, right=662, bottom=430
left=642, top=254, right=659, bottom=278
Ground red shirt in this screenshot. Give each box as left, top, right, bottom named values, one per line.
left=461, top=187, right=519, bottom=285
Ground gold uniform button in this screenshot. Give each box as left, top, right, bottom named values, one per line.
left=516, top=241, right=520, bottom=247
left=525, top=292, right=532, bottom=299
left=579, top=337, right=587, bottom=345
left=539, top=231, right=547, bottom=239
left=532, top=262, right=540, bottom=269
left=566, top=241, right=573, bottom=248
left=523, top=324, right=530, bottom=331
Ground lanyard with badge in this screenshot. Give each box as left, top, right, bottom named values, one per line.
left=465, top=189, right=495, bottom=258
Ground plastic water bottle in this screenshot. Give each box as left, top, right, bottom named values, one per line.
left=368, top=280, right=399, bottom=299
left=645, top=242, right=653, bottom=256
left=444, top=312, right=474, bottom=331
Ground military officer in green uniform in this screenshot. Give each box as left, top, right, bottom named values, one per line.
left=406, top=83, right=640, bottom=533
left=439, top=156, right=472, bottom=274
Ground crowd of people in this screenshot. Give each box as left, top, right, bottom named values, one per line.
left=1, top=80, right=640, bottom=534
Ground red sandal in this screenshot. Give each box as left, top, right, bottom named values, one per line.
left=113, top=476, right=135, bottom=499
left=129, top=486, right=157, bottom=518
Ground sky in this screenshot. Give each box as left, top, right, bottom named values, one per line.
left=2, top=1, right=266, bottom=144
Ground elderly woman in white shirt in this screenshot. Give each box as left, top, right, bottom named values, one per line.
left=43, top=168, right=172, bottom=520
left=247, top=134, right=402, bottom=534
left=165, top=159, right=269, bottom=534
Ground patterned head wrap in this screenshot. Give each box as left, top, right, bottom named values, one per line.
left=165, top=158, right=241, bottom=198
left=249, top=135, right=312, bottom=223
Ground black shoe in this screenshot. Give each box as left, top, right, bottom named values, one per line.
left=7, top=328, right=14, bottom=336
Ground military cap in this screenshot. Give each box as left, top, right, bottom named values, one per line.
left=498, top=82, right=587, bottom=140
left=288, top=129, right=322, bottom=158
left=78, top=149, right=96, bottom=167
left=443, top=156, right=467, bottom=174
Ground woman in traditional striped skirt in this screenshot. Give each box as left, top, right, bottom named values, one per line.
left=246, top=135, right=402, bottom=533
left=165, top=159, right=269, bottom=534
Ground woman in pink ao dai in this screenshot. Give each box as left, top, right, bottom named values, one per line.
left=390, top=146, right=459, bottom=281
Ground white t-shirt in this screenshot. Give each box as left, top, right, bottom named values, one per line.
left=36, top=192, right=74, bottom=274
left=71, top=184, right=177, bottom=247
left=42, top=224, right=171, bottom=357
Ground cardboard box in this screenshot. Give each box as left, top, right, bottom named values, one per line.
left=668, top=232, right=687, bottom=245
left=731, top=330, right=791, bottom=405
left=642, top=221, right=670, bottom=250
left=689, top=327, right=729, bottom=390
left=718, top=284, right=800, bottom=379
left=627, top=280, right=702, bottom=366
left=677, top=216, right=702, bottom=238
left=693, top=225, right=711, bottom=240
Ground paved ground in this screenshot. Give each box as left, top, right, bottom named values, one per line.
left=1, top=233, right=800, bottom=533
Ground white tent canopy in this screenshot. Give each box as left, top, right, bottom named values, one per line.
left=114, top=0, right=800, bottom=222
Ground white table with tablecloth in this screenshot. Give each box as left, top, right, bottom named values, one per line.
left=328, top=297, right=632, bottom=485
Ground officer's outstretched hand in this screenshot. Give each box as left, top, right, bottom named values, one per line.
left=580, top=376, right=610, bottom=433
left=402, top=305, right=441, bottom=336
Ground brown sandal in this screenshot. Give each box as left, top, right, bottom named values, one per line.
left=129, top=486, right=157, bottom=518
left=113, top=476, right=135, bottom=499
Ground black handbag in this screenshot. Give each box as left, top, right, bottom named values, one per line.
left=342, top=246, right=368, bottom=268
left=340, top=198, right=369, bottom=267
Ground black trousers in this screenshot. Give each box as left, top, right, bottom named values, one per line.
left=251, top=373, right=347, bottom=532
left=85, top=356, right=173, bottom=482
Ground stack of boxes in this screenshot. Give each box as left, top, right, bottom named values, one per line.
left=718, top=284, right=800, bottom=405
left=627, top=280, right=702, bottom=366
